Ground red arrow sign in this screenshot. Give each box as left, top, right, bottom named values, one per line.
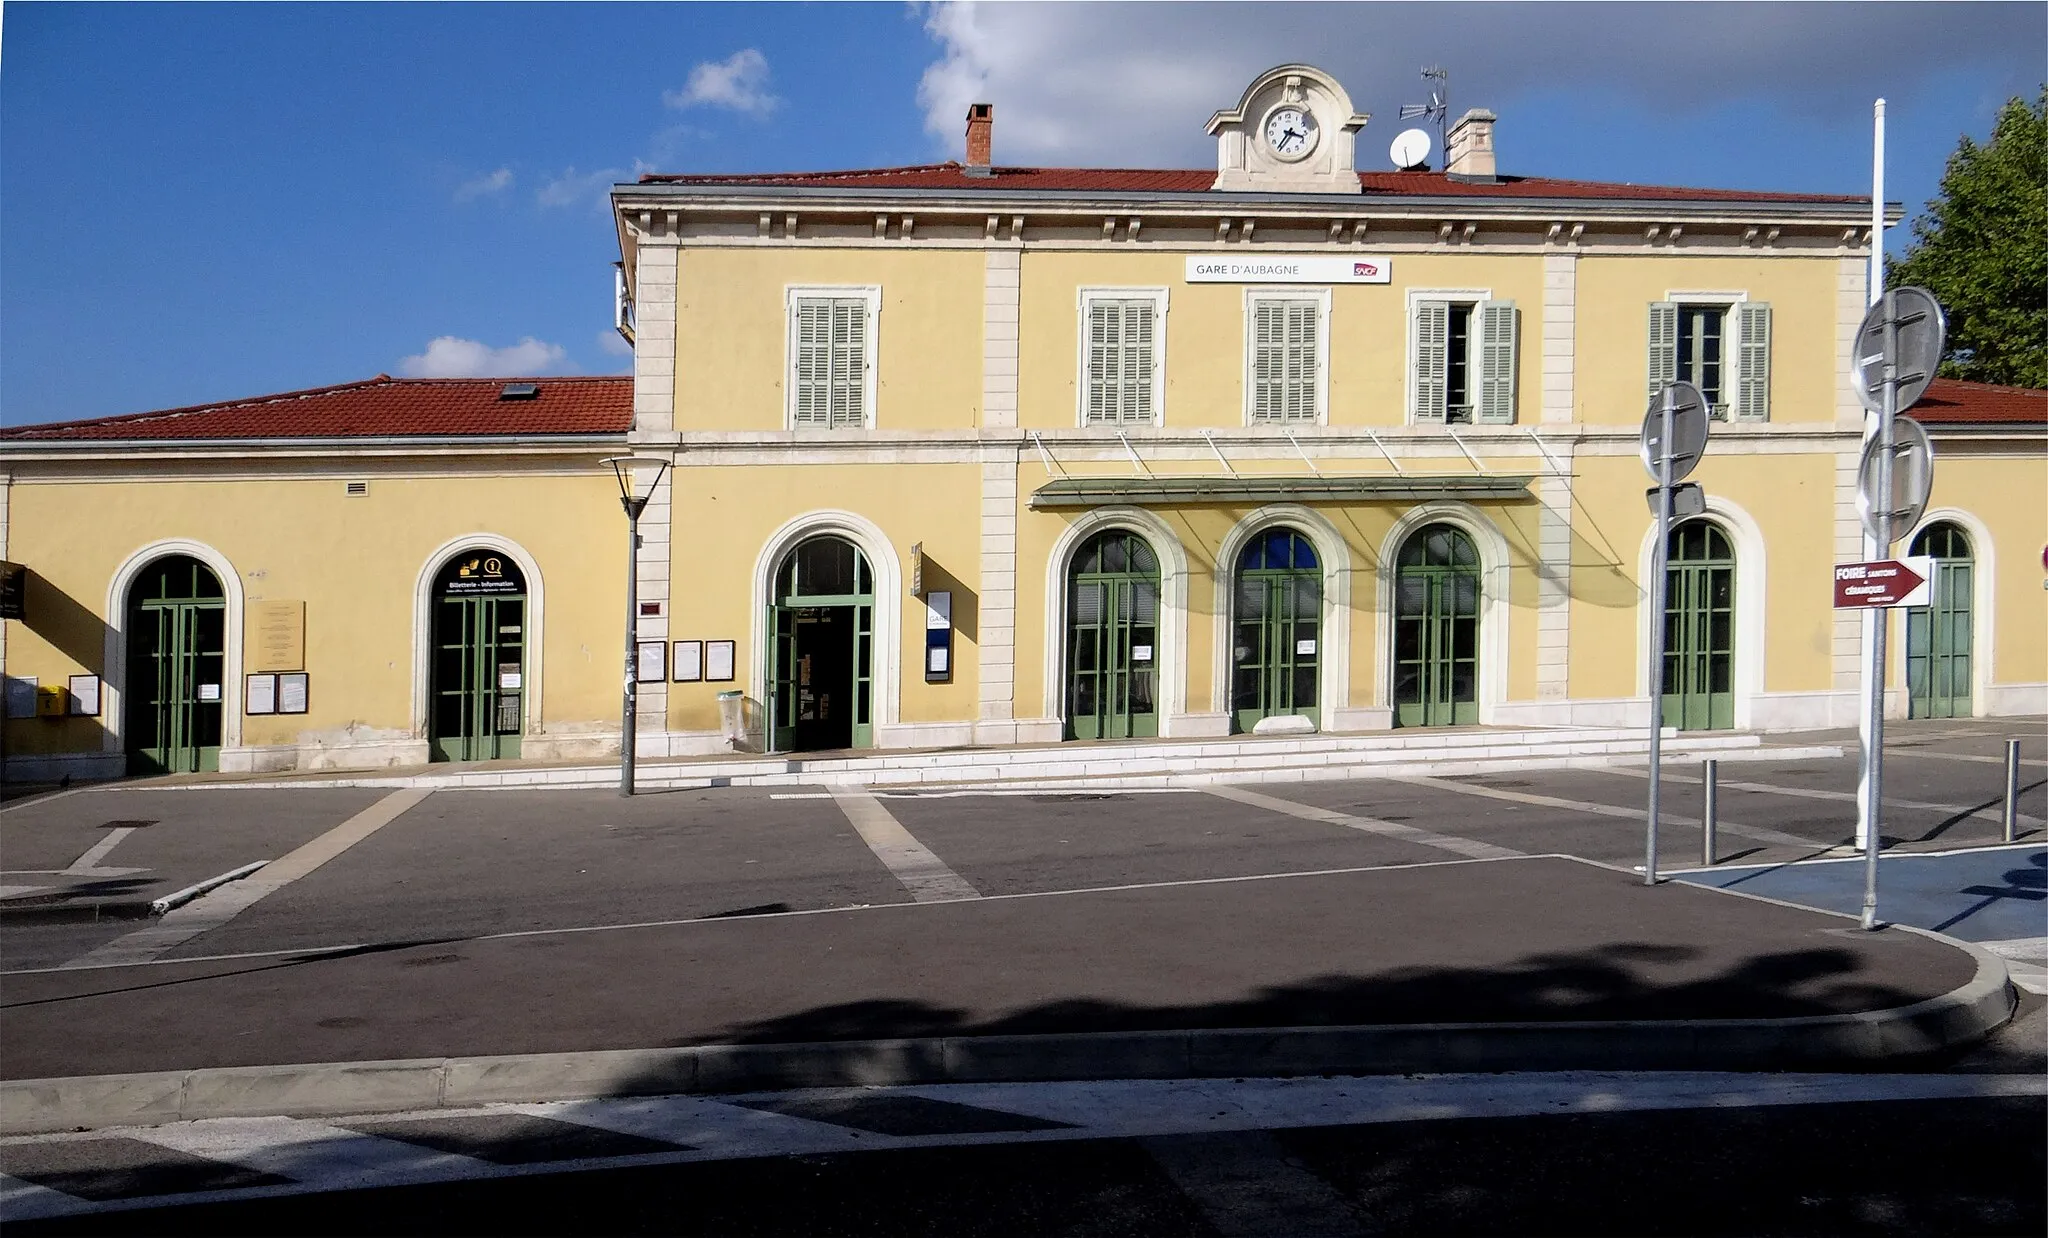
left=1833, top=559, right=1930, bottom=608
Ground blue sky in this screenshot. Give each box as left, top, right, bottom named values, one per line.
left=3, top=2, right=2040, bottom=424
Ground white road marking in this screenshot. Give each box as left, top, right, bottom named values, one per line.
left=830, top=788, right=981, bottom=902
left=64, top=828, right=140, bottom=874
left=1392, top=776, right=1826, bottom=850
left=0, top=886, right=53, bottom=901
left=772, top=788, right=1197, bottom=800
left=1597, top=765, right=2047, bottom=830
left=61, top=789, right=434, bottom=969
left=4, top=1073, right=2042, bottom=1222
left=1204, top=785, right=1522, bottom=860
left=0, top=786, right=91, bottom=815
left=2, top=856, right=1517, bottom=977
left=1889, top=748, right=2048, bottom=769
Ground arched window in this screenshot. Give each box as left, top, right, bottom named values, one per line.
left=769, top=536, right=874, bottom=751
left=1232, top=529, right=1320, bottom=732
left=1662, top=520, right=1734, bottom=730
left=429, top=550, right=528, bottom=761
left=1066, top=530, right=1160, bottom=740
left=1393, top=523, right=1479, bottom=727
left=1907, top=522, right=1973, bottom=718
left=124, top=556, right=227, bottom=774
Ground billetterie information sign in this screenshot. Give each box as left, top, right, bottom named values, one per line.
left=1186, top=255, right=1393, bottom=284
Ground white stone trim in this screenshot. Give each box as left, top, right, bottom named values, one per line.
left=1985, top=682, right=2048, bottom=716
left=751, top=510, right=903, bottom=750
left=982, top=250, right=1020, bottom=429
left=784, top=284, right=882, bottom=431
left=1075, top=286, right=1169, bottom=427
left=632, top=241, right=678, bottom=433
left=1541, top=254, right=1577, bottom=425
left=411, top=534, right=548, bottom=745
left=976, top=451, right=1021, bottom=741
left=1534, top=460, right=1575, bottom=703
left=1835, top=257, right=1869, bottom=428
left=632, top=463, right=674, bottom=731
left=1242, top=286, right=1330, bottom=426
left=1632, top=497, right=1767, bottom=729
left=1040, top=506, right=1191, bottom=736
left=1896, top=506, right=1999, bottom=718
left=104, top=539, right=247, bottom=763
left=1373, top=504, right=1512, bottom=725
left=1403, top=286, right=1493, bottom=425
left=1211, top=505, right=1354, bottom=732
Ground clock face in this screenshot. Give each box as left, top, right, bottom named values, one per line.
left=1263, top=106, right=1318, bottom=160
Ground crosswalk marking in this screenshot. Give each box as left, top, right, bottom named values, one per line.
left=830, top=788, right=981, bottom=902
left=1394, top=775, right=1828, bottom=851
left=1204, top=785, right=1522, bottom=860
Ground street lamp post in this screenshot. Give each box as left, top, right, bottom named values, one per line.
left=605, top=456, right=671, bottom=797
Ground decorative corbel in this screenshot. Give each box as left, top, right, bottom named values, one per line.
left=986, top=215, right=1000, bottom=240
left=1461, top=222, right=1478, bottom=244
left=784, top=213, right=797, bottom=240
left=1351, top=219, right=1369, bottom=243
left=1743, top=226, right=1760, bottom=247
left=637, top=211, right=653, bottom=234
left=1644, top=223, right=1663, bottom=244
left=900, top=215, right=915, bottom=239
left=1569, top=222, right=1585, bottom=244
left=1102, top=217, right=1118, bottom=240
left=1240, top=218, right=1256, bottom=243
left=758, top=213, right=772, bottom=239
left=1666, top=224, right=1682, bottom=246
left=1127, top=217, right=1142, bottom=242
left=1216, top=217, right=1234, bottom=242
left=664, top=211, right=679, bottom=235
left=1438, top=221, right=1455, bottom=245
left=1009, top=214, right=1025, bottom=241
left=1765, top=226, right=1781, bottom=247
left=875, top=214, right=889, bottom=239
left=1547, top=222, right=1563, bottom=244
left=1859, top=228, right=1873, bottom=249
left=1841, top=228, right=1859, bottom=248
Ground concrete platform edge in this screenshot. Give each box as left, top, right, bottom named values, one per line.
left=0, top=945, right=2012, bottom=1135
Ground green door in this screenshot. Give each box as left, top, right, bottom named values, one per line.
left=768, top=536, right=874, bottom=753
left=1907, top=522, right=1973, bottom=719
left=124, top=556, right=226, bottom=775
left=1232, top=529, right=1321, bottom=733
left=1393, top=524, right=1480, bottom=728
left=1067, top=530, right=1160, bottom=740
left=1661, top=520, right=1735, bottom=731
left=429, top=552, right=526, bottom=762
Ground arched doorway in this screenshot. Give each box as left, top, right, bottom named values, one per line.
left=429, top=550, right=527, bottom=761
left=1066, top=529, right=1159, bottom=740
left=1231, top=528, right=1320, bottom=733
left=769, top=536, right=874, bottom=752
left=1393, top=523, right=1479, bottom=727
left=124, top=555, right=227, bottom=774
left=1661, top=520, right=1735, bottom=730
left=1907, top=521, right=1973, bottom=719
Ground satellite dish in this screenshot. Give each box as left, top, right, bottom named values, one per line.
left=1390, top=128, right=1432, bottom=170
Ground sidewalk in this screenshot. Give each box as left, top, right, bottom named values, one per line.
left=0, top=855, right=2013, bottom=1134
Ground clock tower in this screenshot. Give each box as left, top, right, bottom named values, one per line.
left=1206, top=64, right=1369, bottom=194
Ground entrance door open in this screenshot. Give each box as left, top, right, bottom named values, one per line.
left=429, top=551, right=526, bottom=762
left=124, top=555, right=226, bottom=775
left=1231, top=529, right=1321, bottom=733
left=769, top=537, right=874, bottom=753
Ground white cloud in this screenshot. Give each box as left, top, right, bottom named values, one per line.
left=453, top=167, right=513, bottom=202
left=399, top=336, right=569, bottom=378
left=915, top=1, right=2045, bottom=166
left=665, top=48, right=780, bottom=116
left=536, top=165, right=624, bottom=209
left=597, top=330, right=634, bottom=359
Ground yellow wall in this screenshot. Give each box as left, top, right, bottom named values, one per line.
left=1576, top=254, right=1840, bottom=425
left=675, top=248, right=984, bottom=432
left=2, top=467, right=624, bottom=756
left=1918, top=452, right=2048, bottom=687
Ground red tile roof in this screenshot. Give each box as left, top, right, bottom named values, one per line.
left=1907, top=379, right=2048, bottom=426
left=0, top=375, right=634, bottom=442
left=639, top=163, right=1868, bottom=205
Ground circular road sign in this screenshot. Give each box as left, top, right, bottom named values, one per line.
left=1640, top=380, right=1710, bottom=484
left=1853, top=286, right=1947, bottom=415
left=1856, top=414, right=1935, bottom=544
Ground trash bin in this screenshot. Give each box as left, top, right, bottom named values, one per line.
left=717, top=690, right=745, bottom=748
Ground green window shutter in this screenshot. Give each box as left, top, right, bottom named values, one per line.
left=1286, top=302, right=1316, bottom=422
left=1086, top=301, right=1113, bottom=423
left=794, top=299, right=828, bottom=426
left=830, top=299, right=866, bottom=428
left=1127, top=300, right=1155, bottom=424
left=1647, top=302, right=1679, bottom=403
left=1086, top=300, right=1157, bottom=425
left=1251, top=301, right=1283, bottom=422
left=1735, top=302, right=1771, bottom=422
left=1476, top=299, right=1518, bottom=424
left=1413, top=301, right=1449, bottom=423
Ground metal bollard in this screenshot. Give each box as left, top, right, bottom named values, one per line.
left=1702, top=759, right=1719, bottom=866
left=2004, top=740, right=2021, bottom=844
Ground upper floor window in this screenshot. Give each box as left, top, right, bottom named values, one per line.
left=1079, top=289, right=1167, bottom=426
left=1246, top=290, right=1328, bottom=424
left=1411, top=296, right=1518, bottom=424
left=1649, top=299, right=1771, bottom=422
left=787, top=286, right=879, bottom=429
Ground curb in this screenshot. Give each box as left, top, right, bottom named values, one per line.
left=0, top=899, right=155, bottom=925
left=0, top=934, right=2013, bottom=1136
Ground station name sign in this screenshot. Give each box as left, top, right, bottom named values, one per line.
left=1185, top=255, right=1392, bottom=284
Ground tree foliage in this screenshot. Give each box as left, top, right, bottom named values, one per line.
left=1888, top=88, right=2046, bottom=388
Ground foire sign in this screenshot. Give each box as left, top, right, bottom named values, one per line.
left=1186, top=255, right=1392, bottom=284
left=1832, top=558, right=1932, bottom=609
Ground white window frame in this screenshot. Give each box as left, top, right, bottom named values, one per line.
left=1663, top=289, right=1750, bottom=421
left=1075, top=287, right=1169, bottom=428
left=785, top=284, right=881, bottom=431
left=1242, top=286, right=1330, bottom=426
left=1404, top=287, right=1493, bottom=425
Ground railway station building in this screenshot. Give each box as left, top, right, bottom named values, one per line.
left=2, top=64, right=2043, bottom=781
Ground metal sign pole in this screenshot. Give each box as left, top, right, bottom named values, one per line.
left=621, top=506, right=641, bottom=798
left=1860, top=302, right=1899, bottom=929
left=1856, top=101, right=1885, bottom=857
left=1644, top=393, right=1674, bottom=885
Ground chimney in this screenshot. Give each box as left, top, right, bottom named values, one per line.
left=964, top=103, right=993, bottom=176
left=1445, top=108, right=1498, bottom=181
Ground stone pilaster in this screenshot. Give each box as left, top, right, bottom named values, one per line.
left=634, top=464, right=673, bottom=734
left=1540, top=251, right=1577, bottom=425
left=633, top=240, right=679, bottom=434
left=1535, top=448, right=1574, bottom=702
left=982, top=250, right=1020, bottom=428
left=975, top=450, right=1020, bottom=742
left=1836, top=257, right=1869, bottom=429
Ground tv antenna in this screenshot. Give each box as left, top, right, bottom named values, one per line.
left=1398, top=66, right=1449, bottom=170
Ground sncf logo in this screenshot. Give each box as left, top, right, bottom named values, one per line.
left=1353, top=261, right=1380, bottom=277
